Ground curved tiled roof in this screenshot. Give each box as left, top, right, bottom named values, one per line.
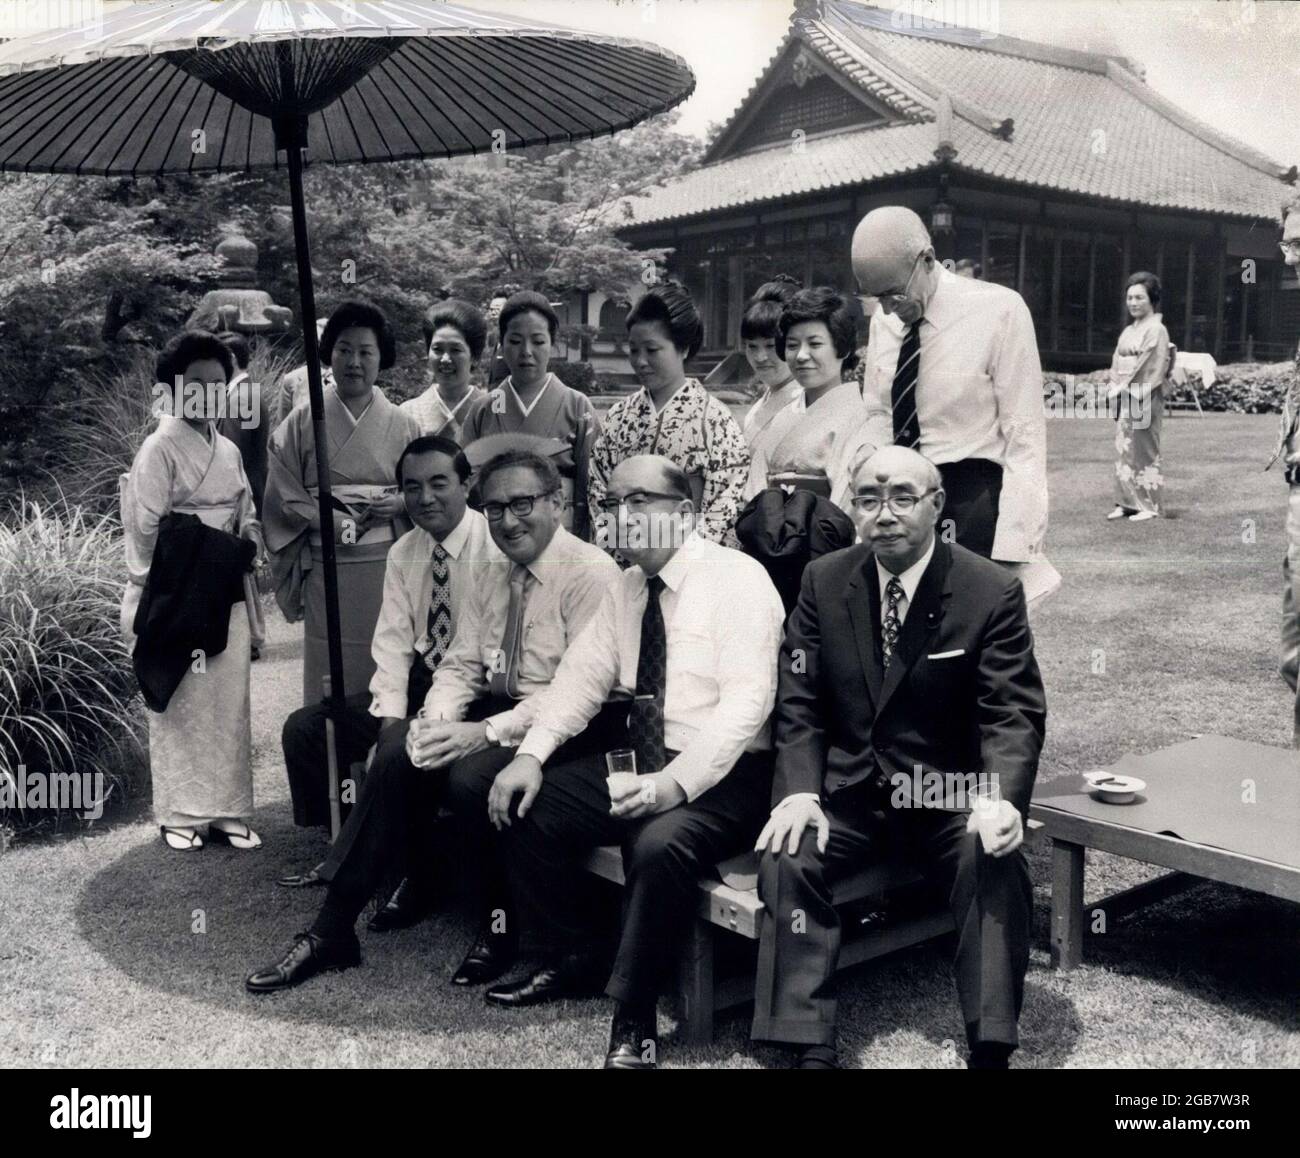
left=623, top=0, right=1292, bottom=228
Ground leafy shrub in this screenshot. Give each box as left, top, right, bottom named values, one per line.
left=0, top=495, right=146, bottom=839
left=1043, top=361, right=1294, bottom=413
left=551, top=360, right=596, bottom=395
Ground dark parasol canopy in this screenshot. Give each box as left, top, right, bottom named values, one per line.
left=0, top=1, right=695, bottom=797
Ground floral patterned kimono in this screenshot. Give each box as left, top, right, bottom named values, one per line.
left=589, top=378, right=751, bottom=543
left=1110, top=313, right=1170, bottom=514
left=264, top=385, right=419, bottom=704
left=120, top=417, right=259, bottom=829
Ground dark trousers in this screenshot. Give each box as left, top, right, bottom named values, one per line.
left=282, top=658, right=432, bottom=829
left=315, top=694, right=518, bottom=928
left=938, top=458, right=1002, bottom=560
left=751, top=787, right=1032, bottom=1050
left=491, top=732, right=773, bottom=1010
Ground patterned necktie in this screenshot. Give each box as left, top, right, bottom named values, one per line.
left=881, top=576, right=904, bottom=670
left=627, top=575, right=668, bottom=775
left=489, top=564, right=529, bottom=700
left=892, top=320, right=923, bottom=449
left=424, top=542, right=452, bottom=671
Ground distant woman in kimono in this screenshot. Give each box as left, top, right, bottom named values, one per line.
left=401, top=298, right=486, bottom=444
left=588, top=282, right=751, bottom=543
left=121, top=331, right=267, bottom=851
left=740, top=275, right=804, bottom=501
left=1107, top=271, right=1169, bottom=523
left=264, top=299, right=420, bottom=705
left=761, top=286, right=877, bottom=515
left=461, top=290, right=600, bottom=532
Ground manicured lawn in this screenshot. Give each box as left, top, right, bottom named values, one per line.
left=1, top=412, right=1296, bottom=1069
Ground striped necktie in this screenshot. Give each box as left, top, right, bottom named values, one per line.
left=424, top=542, right=452, bottom=671
left=892, top=320, right=923, bottom=449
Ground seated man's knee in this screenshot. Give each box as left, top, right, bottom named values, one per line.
left=282, top=702, right=324, bottom=752
left=445, top=750, right=502, bottom=815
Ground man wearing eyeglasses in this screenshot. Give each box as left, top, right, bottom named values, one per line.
left=479, top=454, right=785, bottom=1069
left=750, top=445, right=1046, bottom=1069
left=246, top=449, right=618, bottom=995
left=854, top=206, right=1048, bottom=567
left=1270, top=193, right=1300, bottom=746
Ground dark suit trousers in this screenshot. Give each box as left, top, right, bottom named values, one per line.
left=751, top=788, right=1032, bottom=1049
left=496, top=733, right=772, bottom=1010
left=938, top=458, right=1002, bottom=560
left=314, top=694, right=518, bottom=924
left=282, top=658, right=432, bottom=829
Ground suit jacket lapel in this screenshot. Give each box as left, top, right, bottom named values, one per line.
left=877, top=540, right=952, bottom=713
left=846, top=554, right=883, bottom=710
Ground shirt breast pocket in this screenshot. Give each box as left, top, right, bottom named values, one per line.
left=669, top=629, right=716, bottom=691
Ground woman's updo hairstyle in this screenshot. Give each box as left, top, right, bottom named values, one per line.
left=775, top=286, right=859, bottom=367
left=740, top=274, right=801, bottom=342
left=320, top=297, right=398, bottom=370
left=1125, top=270, right=1161, bottom=310
left=625, top=281, right=704, bottom=360
left=157, top=329, right=235, bottom=386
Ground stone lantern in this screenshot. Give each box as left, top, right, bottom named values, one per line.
left=186, top=225, right=293, bottom=335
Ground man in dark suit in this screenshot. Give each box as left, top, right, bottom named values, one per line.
left=750, top=445, right=1047, bottom=1069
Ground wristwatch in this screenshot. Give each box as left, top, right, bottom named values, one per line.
left=483, top=720, right=501, bottom=747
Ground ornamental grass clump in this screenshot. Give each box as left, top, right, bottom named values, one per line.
left=0, top=494, right=145, bottom=839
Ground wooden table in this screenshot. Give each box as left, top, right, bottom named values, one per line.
left=1030, top=735, right=1300, bottom=970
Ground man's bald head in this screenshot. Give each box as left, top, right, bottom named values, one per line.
left=608, top=454, right=693, bottom=504
left=851, top=207, right=932, bottom=293
left=852, top=444, right=943, bottom=494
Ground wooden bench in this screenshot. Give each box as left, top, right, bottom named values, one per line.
left=582, top=818, right=1043, bottom=1044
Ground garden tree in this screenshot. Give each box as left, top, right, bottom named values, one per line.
left=0, top=112, right=707, bottom=487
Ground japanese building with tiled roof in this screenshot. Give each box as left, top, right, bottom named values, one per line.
left=610, top=0, right=1297, bottom=371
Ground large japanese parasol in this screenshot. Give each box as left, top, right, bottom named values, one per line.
left=0, top=1, right=695, bottom=792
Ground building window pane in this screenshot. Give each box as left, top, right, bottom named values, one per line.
left=1092, top=233, right=1125, bottom=351
left=986, top=221, right=1019, bottom=288
left=1190, top=238, right=1219, bottom=353
left=1059, top=235, right=1090, bottom=352
left=1161, top=241, right=1189, bottom=348
left=1021, top=225, right=1053, bottom=341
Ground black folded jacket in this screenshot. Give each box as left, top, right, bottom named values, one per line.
left=735, top=488, right=856, bottom=617
left=132, top=511, right=254, bottom=712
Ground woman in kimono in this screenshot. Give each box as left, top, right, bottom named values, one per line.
left=740, top=276, right=804, bottom=501
left=401, top=298, right=486, bottom=443
left=462, top=290, right=600, bottom=533
left=1107, top=271, right=1170, bottom=522
left=588, top=283, right=751, bottom=543
left=264, top=299, right=420, bottom=705
left=121, top=331, right=267, bottom=851
left=763, top=286, right=878, bottom=516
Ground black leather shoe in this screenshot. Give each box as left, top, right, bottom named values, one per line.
left=366, top=877, right=439, bottom=932
left=484, top=955, right=607, bottom=1008
left=244, top=931, right=360, bottom=994
left=450, top=927, right=517, bottom=987
left=604, top=1012, right=657, bottom=1069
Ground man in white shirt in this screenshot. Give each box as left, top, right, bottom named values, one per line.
left=854, top=206, right=1048, bottom=564
left=249, top=449, right=617, bottom=995
left=276, top=435, right=497, bottom=908
left=478, top=454, right=786, bottom=1070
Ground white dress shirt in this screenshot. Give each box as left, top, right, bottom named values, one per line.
left=875, top=538, right=936, bottom=629
left=517, top=533, right=786, bottom=802
left=423, top=526, right=620, bottom=745
left=862, top=267, right=1048, bottom=562
left=368, top=508, right=501, bottom=721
